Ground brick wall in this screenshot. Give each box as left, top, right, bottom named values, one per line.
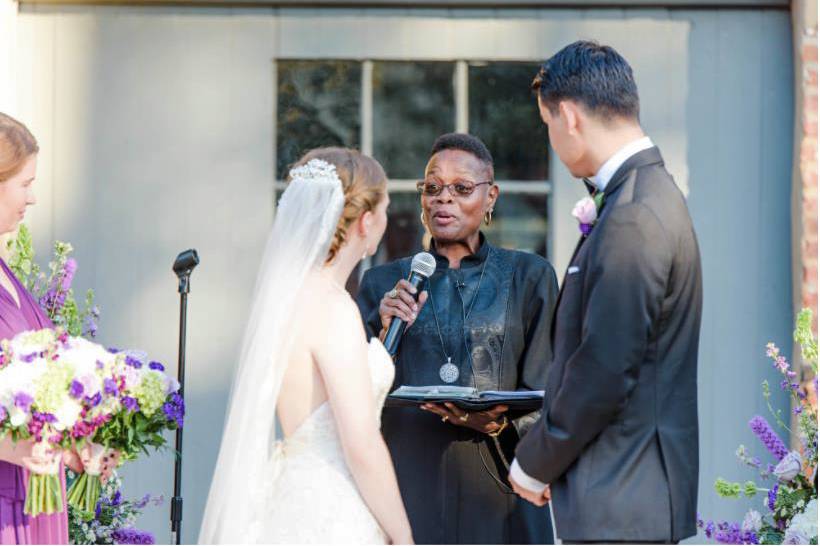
left=793, top=0, right=818, bottom=417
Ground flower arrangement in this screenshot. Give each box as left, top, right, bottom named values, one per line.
left=67, top=469, right=161, bottom=545
left=698, top=309, right=818, bottom=545
left=7, top=224, right=99, bottom=338
left=5, top=225, right=179, bottom=541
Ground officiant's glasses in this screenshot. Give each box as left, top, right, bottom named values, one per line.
left=416, top=179, right=493, bottom=197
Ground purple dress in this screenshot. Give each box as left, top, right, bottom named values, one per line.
left=0, top=258, right=69, bottom=544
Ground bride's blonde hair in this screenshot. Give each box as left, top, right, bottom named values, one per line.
left=289, top=147, right=387, bottom=264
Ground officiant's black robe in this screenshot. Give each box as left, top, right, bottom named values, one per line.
left=356, top=235, right=558, bottom=544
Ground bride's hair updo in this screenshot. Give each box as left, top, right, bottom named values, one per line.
left=290, top=147, right=387, bottom=264
left=0, top=113, right=39, bottom=182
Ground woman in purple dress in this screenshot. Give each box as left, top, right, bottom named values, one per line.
left=0, top=112, right=72, bottom=544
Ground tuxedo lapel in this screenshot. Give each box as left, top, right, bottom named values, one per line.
left=550, top=147, right=665, bottom=345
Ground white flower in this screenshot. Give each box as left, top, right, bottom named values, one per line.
left=53, top=398, right=82, bottom=431
left=784, top=499, right=818, bottom=544
left=774, top=451, right=803, bottom=482
left=572, top=196, right=598, bottom=225
left=741, top=509, right=762, bottom=533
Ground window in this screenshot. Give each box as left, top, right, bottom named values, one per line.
left=275, top=60, right=552, bottom=283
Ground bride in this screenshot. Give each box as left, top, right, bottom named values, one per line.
left=199, top=148, right=413, bottom=544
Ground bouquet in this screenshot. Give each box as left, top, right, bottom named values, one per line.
left=0, top=328, right=183, bottom=517
left=65, top=349, right=183, bottom=514
left=699, top=309, right=818, bottom=544
left=0, top=328, right=107, bottom=515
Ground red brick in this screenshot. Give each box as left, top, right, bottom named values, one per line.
left=804, top=43, right=818, bottom=63
left=805, top=95, right=818, bottom=113
left=808, top=68, right=818, bottom=87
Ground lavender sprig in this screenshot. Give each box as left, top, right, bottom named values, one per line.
left=749, top=416, right=789, bottom=462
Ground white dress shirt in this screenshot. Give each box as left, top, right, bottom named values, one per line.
left=508, top=135, right=655, bottom=495
left=591, top=136, right=654, bottom=192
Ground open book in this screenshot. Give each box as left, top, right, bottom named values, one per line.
left=385, top=385, right=545, bottom=414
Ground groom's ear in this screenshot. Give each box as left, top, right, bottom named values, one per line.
left=559, top=101, right=580, bottom=136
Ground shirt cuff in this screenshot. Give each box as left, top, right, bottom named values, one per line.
left=510, top=458, right=548, bottom=493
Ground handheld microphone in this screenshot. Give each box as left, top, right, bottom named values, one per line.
left=384, top=252, right=436, bottom=356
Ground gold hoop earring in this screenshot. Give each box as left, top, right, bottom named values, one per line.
left=420, top=210, right=427, bottom=227
left=484, top=209, right=493, bottom=226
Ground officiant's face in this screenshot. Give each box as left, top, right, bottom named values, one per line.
left=421, top=149, right=497, bottom=244
left=0, top=154, right=37, bottom=234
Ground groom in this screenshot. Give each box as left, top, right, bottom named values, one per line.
left=509, top=41, right=703, bottom=544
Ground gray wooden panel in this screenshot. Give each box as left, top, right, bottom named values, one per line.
left=16, top=7, right=278, bottom=542
left=671, top=8, right=793, bottom=539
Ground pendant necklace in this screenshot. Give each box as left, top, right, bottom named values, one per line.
left=428, top=248, right=490, bottom=384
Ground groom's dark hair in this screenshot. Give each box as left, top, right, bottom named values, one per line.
left=532, top=40, right=640, bottom=122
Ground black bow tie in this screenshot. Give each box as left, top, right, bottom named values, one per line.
left=582, top=178, right=598, bottom=196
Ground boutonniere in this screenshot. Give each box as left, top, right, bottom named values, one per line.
left=571, top=192, right=606, bottom=236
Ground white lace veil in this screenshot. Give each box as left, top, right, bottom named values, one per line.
left=199, top=159, right=344, bottom=544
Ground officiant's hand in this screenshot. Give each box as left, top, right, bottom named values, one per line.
left=421, top=402, right=509, bottom=435
left=509, top=475, right=551, bottom=507
left=378, top=279, right=429, bottom=339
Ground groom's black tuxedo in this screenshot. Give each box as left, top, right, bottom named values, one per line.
left=515, top=147, right=702, bottom=542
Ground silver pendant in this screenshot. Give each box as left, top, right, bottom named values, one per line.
left=439, top=357, right=459, bottom=384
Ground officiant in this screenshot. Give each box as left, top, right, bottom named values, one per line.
left=356, top=133, right=557, bottom=544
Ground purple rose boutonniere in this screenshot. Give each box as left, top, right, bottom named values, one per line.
left=572, top=192, right=606, bottom=236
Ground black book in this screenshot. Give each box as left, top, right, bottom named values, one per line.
left=386, top=385, right=544, bottom=416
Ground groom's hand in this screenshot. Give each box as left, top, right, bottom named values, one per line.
left=421, top=403, right=509, bottom=435
left=509, top=474, right=551, bottom=507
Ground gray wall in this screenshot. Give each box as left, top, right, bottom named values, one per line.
left=13, top=5, right=792, bottom=542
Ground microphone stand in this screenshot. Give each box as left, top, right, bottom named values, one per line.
left=171, top=249, right=199, bottom=545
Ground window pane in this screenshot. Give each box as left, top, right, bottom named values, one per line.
left=277, top=61, right=361, bottom=179
left=373, top=62, right=455, bottom=179
left=468, top=62, right=549, bottom=180
left=484, top=193, right=550, bottom=258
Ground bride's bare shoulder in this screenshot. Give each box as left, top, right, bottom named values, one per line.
left=296, top=275, right=364, bottom=332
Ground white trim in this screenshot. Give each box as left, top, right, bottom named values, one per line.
left=455, top=60, right=469, bottom=133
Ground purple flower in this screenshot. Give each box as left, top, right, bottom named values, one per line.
left=85, top=392, right=102, bottom=408
left=112, top=528, right=155, bottom=545
left=136, top=494, right=151, bottom=509
left=14, top=392, right=33, bottom=412
left=148, top=361, right=164, bottom=371
left=705, top=521, right=716, bottom=539
left=69, top=380, right=84, bottom=399
left=104, top=378, right=119, bottom=396
left=84, top=315, right=98, bottom=338
left=122, top=396, right=139, bottom=413
left=0, top=406, right=7, bottom=422
left=793, top=406, right=803, bottom=415
left=162, top=393, right=184, bottom=427
left=107, top=347, right=120, bottom=354
left=111, top=490, right=122, bottom=506
left=767, top=484, right=779, bottom=511
left=95, top=501, right=102, bottom=519
left=61, top=258, right=77, bottom=290
left=20, top=352, right=37, bottom=363
left=125, top=356, right=143, bottom=369
left=749, top=416, right=789, bottom=461
left=579, top=223, right=593, bottom=236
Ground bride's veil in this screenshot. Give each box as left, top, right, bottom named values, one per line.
left=199, top=159, right=344, bottom=543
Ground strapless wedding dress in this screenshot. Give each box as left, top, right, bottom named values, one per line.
left=260, top=339, right=394, bottom=544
